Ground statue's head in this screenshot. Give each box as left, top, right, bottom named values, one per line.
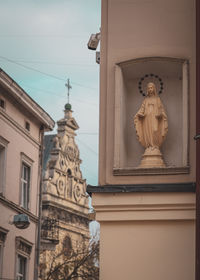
left=147, top=82, right=157, bottom=97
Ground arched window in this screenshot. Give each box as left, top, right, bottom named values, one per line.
left=67, top=169, right=72, bottom=198
left=67, top=169, right=72, bottom=176
left=62, top=235, right=72, bottom=256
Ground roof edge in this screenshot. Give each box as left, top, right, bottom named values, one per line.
left=0, top=68, right=55, bottom=130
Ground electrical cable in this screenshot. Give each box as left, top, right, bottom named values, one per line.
left=76, top=138, right=98, bottom=156
left=0, top=34, right=87, bottom=38
left=78, top=133, right=98, bottom=135
left=20, top=83, right=65, bottom=97
left=20, top=83, right=98, bottom=107
left=0, top=56, right=98, bottom=91
left=0, top=55, right=65, bottom=81
left=9, top=59, right=96, bottom=67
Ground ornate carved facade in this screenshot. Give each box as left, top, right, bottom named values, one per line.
left=40, top=103, right=90, bottom=278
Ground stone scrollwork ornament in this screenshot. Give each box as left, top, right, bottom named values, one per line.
left=66, top=146, right=76, bottom=162
left=73, top=184, right=81, bottom=202
left=56, top=176, right=65, bottom=196
left=134, top=82, right=168, bottom=168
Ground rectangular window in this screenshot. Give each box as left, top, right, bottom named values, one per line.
left=21, top=163, right=30, bottom=210
left=25, top=121, right=30, bottom=132
left=0, top=136, right=8, bottom=196
left=0, top=99, right=5, bottom=109
left=0, top=243, right=3, bottom=278
left=0, top=227, right=9, bottom=278
left=0, top=145, right=5, bottom=195
left=15, top=236, right=32, bottom=280
left=17, top=255, right=27, bottom=280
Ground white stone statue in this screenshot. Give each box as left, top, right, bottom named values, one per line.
left=134, top=82, right=168, bottom=168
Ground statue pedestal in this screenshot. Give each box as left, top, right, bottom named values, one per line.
left=139, top=147, right=166, bottom=168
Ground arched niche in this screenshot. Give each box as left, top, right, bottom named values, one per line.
left=113, top=57, right=189, bottom=175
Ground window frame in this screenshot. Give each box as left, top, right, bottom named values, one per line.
left=25, top=121, right=30, bottom=132
left=20, top=153, right=33, bottom=210
left=0, top=227, right=9, bottom=279
left=0, top=97, right=6, bottom=110
left=15, top=236, right=33, bottom=280
left=0, top=136, right=9, bottom=196
left=16, top=254, right=27, bottom=280
left=21, top=163, right=31, bottom=210
left=0, top=243, right=3, bottom=279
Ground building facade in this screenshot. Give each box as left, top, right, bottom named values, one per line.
left=0, top=68, right=54, bottom=280
left=88, top=0, right=197, bottom=279
left=40, top=102, right=90, bottom=279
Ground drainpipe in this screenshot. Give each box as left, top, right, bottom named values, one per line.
left=34, top=125, right=45, bottom=280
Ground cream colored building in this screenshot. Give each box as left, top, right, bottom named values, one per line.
left=0, top=68, right=54, bottom=280
left=88, top=0, right=197, bottom=279
left=40, top=102, right=90, bottom=278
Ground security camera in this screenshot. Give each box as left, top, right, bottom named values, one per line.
left=87, top=32, right=100, bottom=50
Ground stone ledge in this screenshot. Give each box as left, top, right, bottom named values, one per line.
left=113, top=166, right=190, bottom=176
left=87, top=182, right=195, bottom=195
left=0, top=194, right=38, bottom=223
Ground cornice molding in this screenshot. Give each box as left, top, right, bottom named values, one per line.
left=42, top=198, right=89, bottom=218
left=93, top=193, right=196, bottom=222
left=59, top=221, right=90, bottom=237
left=113, top=166, right=190, bottom=176
left=0, top=69, right=54, bottom=130
left=0, top=195, right=38, bottom=223
left=87, top=182, right=196, bottom=194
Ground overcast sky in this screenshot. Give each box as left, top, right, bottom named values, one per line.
left=0, top=0, right=101, bottom=185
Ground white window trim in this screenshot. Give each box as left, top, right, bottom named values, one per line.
left=20, top=153, right=33, bottom=211
left=0, top=97, right=6, bottom=110
left=0, top=136, right=9, bottom=196
left=0, top=227, right=9, bottom=278
left=0, top=243, right=3, bottom=279
left=21, top=164, right=31, bottom=210
left=16, top=254, right=28, bottom=280
left=15, top=236, right=33, bottom=280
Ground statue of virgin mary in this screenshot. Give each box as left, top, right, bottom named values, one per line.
left=134, top=82, right=168, bottom=168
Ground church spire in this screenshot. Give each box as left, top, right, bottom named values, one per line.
left=60, top=80, right=78, bottom=131
left=65, top=78, right=72, bottom=111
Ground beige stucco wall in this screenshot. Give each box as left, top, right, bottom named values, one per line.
left=93, top=0, right=196, bottom=279
left=100, top=220, right=194, bottom=280
left=0, top=88, right=43, bottom=280
left=0, top=205, right=37, bottom=280
left=0, top=91, right=41, bottom=215
left=1, top=88, right=41, bottom=142
left=93, top=192, right=195, bottom=280
left=99, top=0, right=196, bottom=185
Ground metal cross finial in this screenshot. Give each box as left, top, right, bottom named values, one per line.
left=65, top=78, right=72, bottom=103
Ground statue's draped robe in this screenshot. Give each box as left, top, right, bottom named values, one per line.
left=134, top=96, right=168, bottom=149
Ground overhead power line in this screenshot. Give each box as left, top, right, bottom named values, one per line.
left=8, top=59, right=96, bottom=67
left=0, top=56, right=98, bottom=91
left=0, top=55, right=65, bottom=81
left=78, top=132, right=98, bottom=135
left=20, top=82, right=98, bottom=107
left=0, top=34, right=87, bottom=38
left=76, top=138, right=98, bottom=156
left=20, top=82, right=65, bottom=97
